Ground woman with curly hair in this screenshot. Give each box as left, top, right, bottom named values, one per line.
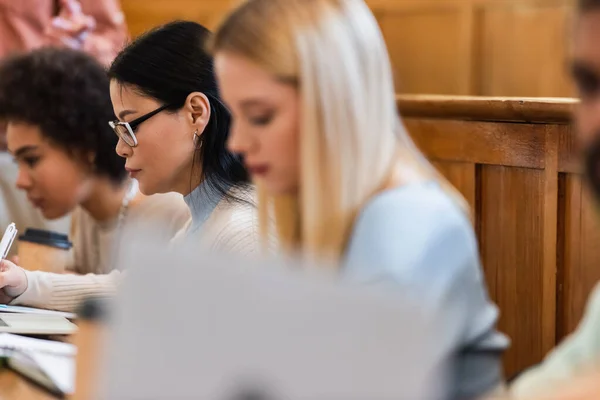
left=0, top=47, right=190, bottom=312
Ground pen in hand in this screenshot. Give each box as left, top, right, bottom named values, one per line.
left=0, top=223, right=17, bottom=262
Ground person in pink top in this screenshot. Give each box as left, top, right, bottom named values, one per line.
left=0, top=0, right=128, bottom=65
left=0, top=0, right=128, bottom=151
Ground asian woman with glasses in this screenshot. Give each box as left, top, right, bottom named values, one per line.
left=0, top=47, right=190, bottom=312
left=107, top=20, right=276, bottom=253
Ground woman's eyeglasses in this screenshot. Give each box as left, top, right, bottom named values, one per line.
left=108, top=103, right=171, bottom=147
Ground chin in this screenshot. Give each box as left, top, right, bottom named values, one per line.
left=260, top=179, right=298, bottom=196
left=136, top=179, right=158, bottom=196
left=40, top=207, right=69, bottom=221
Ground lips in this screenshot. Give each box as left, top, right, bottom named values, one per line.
left=28, top=197, right=44, bottom=209
left=247, top=164, right=270, bottom=176
left=125, top=167, right=142, bottom=178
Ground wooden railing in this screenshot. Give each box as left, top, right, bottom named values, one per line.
left=398, top=95, right=598, bottom=377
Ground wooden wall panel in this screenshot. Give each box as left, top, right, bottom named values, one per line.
left=120, top=0, right=576, bottom=96
left=479, top=166, right=549, bottom=374
left=480, top=4, right=575, bottom=97
left=121, top=0, right=235, bottom=37
left=376, top=6, right=472, bottom=94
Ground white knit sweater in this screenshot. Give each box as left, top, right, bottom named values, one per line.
left=11, top=184, right=270, bottom=312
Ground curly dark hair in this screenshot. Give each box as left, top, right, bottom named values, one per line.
left=0, top=47, right=126, bottom=183
left=580, top=0, right=600, bottom=11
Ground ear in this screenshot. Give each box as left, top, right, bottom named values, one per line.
left=72, top=150, right=96, bottom=174
left=183, top=92, right=211, bottom=137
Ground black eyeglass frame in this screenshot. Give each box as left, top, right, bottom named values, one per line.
left=108, top=103, right=172, bottom=147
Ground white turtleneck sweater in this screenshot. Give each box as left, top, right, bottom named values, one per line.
left=10, top=183, right=271, bottom=312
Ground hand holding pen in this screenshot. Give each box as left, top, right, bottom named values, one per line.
left=0, top=224, right=27, bottom=301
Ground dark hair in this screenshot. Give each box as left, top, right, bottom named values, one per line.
left=107, top=20, right=250, bottom=203
left=579, top=0, right=600, bottom=11
left=0, top=47, right=125, bottom=182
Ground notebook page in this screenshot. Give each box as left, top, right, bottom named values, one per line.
left=0, top=305, right=76, bottom=319
left=28, top=351, right=75, bottom=394
left=0, top=333, right=76, bottom=356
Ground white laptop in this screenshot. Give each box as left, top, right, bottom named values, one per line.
left=96, top=232, right=448, bottom=400
left=0, top=313, right=77, bottom=335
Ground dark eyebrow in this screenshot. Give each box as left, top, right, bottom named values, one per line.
left=13, top=145, right=38, bottom=158
left=118, top=109, right=138, bottom=120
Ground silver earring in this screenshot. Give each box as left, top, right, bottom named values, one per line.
left=193, top=130, right=202, bottom=149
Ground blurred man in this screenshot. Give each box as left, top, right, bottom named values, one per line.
left=510, top=0, right=600, bottom=397
left=0, top=0, right=128, bottom=251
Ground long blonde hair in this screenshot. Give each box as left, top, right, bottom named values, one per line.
left=211, top=0, right=467, bottom=263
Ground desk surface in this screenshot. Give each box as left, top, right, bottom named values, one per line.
left=0, top=320, right=99, bottom=400
left=0, top=369, right=57, bottom=400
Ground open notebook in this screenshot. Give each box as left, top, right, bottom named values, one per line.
left=0, top=333, right=75, bottom=396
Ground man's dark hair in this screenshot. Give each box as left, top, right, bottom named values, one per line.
left=0, top=47, right=125, bottom=182
left=108, top=20, right=250, bottom=203
left=579, top=0, right=600, bottom=11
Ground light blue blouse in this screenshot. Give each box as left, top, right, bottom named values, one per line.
left=343, top=181, right=508, bottom=399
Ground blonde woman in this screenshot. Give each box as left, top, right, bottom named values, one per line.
left=211, top=0, right=508, bottom=398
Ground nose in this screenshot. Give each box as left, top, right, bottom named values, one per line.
left=227, top=120, right=254, bottom=156
left=115, top=136, right=132, bottom=158
left=15, top=166, right=32, bottom=191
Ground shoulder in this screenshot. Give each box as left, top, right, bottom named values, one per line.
left=355, top=181, right=470, bottom=234
left=345, top=182, right=499, bottom=333
left=205, top=189, right=277, bottom=255
left=209, top=197, right=260, bottom=248
left=346, top=182, right=477, bottom=280
left=210, top=186, right=257, bottom=224
left=345, top=182, right=482, bottom=316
